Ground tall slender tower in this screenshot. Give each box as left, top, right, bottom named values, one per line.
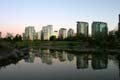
left=0, top=32, right=1, bottom=38
left=118, top=14, right=120, bottom=31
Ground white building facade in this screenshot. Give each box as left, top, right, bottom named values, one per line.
left=24, top=26, right=36, bottom=40
left=42, top=25, right=53, bottom=40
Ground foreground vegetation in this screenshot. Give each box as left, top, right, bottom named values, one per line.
left=1, top=30, right=120, bottom=50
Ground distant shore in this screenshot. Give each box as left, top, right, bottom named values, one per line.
left=1, top=40, right=120, bottom=54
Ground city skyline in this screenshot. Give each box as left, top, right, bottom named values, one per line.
left=0, top=20, right=117, bottom=38
left=0, top=0, right=120, bottom=37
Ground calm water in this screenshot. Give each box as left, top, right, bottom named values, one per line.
left=0, top=48, right=120, bottom=80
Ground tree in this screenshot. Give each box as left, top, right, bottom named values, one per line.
left=5, top=37, right=12, bottom=41
left=50, top=36, right=56, bottom=41
left=13, top=34, right=22, bottom=41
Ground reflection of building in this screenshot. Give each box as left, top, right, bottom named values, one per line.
left=50, top=50, right=58, bottom=59
left=58, top=51, right=67, bottom=62
left=67, top=53, right=74, bottom=61
left=76, top=54, right=88, bottom=69
left=92, top=22, right=108, bottom=37
left=24, top=26, right=36, bottom=40
left=77, top=21, right=89, bottom=36
left=40, top=49, right=52, bottom=65
left=92, top=54, right=108, bottom=70
left=113, top=55, right=120, bottom=78
left=59, top=28, right=67, bottom=39
left=67, top=28, right=74, bottom=37
left=24, top=50, right=35, bottom=63
left=40, top=51, right=52, bottom=65
left=118, top=57, right=120, bottom=78
left=42, top=25, right=53, bottom=40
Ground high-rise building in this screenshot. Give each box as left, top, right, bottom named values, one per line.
left=118, top=14, right=120, bottom=31
left=24, top=26, right=36, bottom=40
left=119, top=14, right=120, bottom=23
left=92, top=22, right=108, bottom=37
left=47, top=25, right=53, bottom=37
left=77, top=21, right=89, bottom=36
left=42, top=26, right=48, bottom=40
left=59, top=28, right=67, bottom=39
left=53, top=31, right=59, bottom=39
left=42, top=25, right=53, bottom=40
left=67, top=28, right=74, bottom=37
left=0, top=32, right=1, bottom=38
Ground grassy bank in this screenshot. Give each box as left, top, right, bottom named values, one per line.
left=1, top=40, right=120, bottom=53
left=14, top=41, right=89, bottom=48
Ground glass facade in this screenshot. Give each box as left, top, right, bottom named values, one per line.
left=92, top=22, right=108, bottom=37
left=77, top=22, right=88, bottom=36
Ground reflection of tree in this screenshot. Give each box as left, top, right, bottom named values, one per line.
left=0, top=49, right=28, bottom=69
left=92, top=53, right=108, bottom=70
left=0, top=58, right=19, bottom=69
left=76, top=54, right=88, bottom=69
left=58, top=51, right=67, bottom=62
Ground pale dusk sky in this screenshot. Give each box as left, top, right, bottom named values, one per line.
left=0, top=0, right=120, bottom=37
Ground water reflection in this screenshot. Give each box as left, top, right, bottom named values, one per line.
left=20, top=48, right=119, bottom=70
left=76, top=54, right=88, bottom=69
left=24, top=49, right=35, bottom=63
left=0, top=48, right=120, bottom=80
left=67, top=53, right=74, bottom=62
left=92, top=53, right=108, bottom=70
left=116, top=54, right=120, bottom=77
left=41, top=49, right=52, bottom=65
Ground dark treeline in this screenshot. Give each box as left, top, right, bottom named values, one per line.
left=0, top=31, right=120, bottom=49
left=49, top=31, right=120, bottom=49
left=1, top=34, right=22, bottom=42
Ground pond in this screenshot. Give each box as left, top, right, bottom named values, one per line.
left=0, top=48, right=120, bottom=80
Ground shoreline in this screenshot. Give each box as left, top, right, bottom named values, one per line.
left=33, top=46, right=120, bottom=53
